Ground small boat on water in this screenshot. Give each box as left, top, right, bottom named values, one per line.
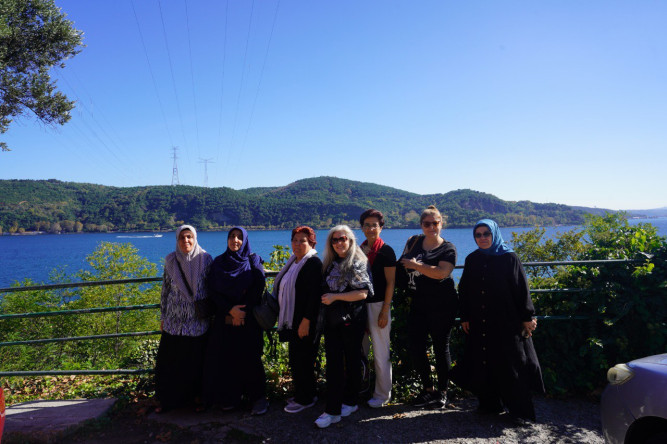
left=116, top=234, right=164, bottom=239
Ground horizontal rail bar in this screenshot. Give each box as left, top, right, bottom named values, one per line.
left=0, top=369, right=154, bottom=377
left=0, top=303, right=161, bottom=320
left=0, top=330, right=160, bottom=347
left=0, top=270, right=280, bottom=293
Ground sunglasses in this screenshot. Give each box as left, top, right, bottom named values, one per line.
left=331, top=235, right=348, bottom=244
left=474, top=231, right=492, bottom=239
left=421, top=220, right=441, bottom=228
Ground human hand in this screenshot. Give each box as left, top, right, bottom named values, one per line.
left=230, top=305, right=246, bottom=326
left=298, top=318, right=310, bottom=338
left=378, top=308, right=389, bottom=329
left=522, top=318, right=537, bottom=337
left=400, top=257, right=420, bottom=270
left=321, top=293, right=336, bottom=305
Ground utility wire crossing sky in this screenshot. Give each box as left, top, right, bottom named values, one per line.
left=2, top=0, right=666, bottom=211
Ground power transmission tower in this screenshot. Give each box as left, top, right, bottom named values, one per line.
left=199, top=157, right=214, bottom=188
left=171, top=146, right=180, bottom=186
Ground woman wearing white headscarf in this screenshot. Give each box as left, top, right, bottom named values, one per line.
left=155, top=225, right=212, bottom=413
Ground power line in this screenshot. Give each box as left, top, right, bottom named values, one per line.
left=184, top=0, right=201, bottom=158
left=158, top=0, right=191, bottom=162
left=130, top=0, right=175, bottom=148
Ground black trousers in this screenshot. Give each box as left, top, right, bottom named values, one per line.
left=408, top=300, right=457, bottom=392
left=155, top=331, right=207, bottom=409
left=324, top=320, right=365, bottom=415
left=288, top=331, right=319, bottom=405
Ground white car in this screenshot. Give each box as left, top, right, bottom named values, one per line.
left=601, top=353, right=667, bottom=444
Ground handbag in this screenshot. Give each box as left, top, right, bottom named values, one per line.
left=395, top=235, right=421, bottom=290
left=253, top=289, right=279, bottom=331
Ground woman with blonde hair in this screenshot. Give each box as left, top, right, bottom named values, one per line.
left=397, top=205, right=458, bottom=409
left=315, top=225, right=373, bottom=428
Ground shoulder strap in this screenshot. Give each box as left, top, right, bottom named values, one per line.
left=174, top=259, right=194, bottom=298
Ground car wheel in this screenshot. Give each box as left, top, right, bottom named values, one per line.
left=644, top=431, right=667, bottom=444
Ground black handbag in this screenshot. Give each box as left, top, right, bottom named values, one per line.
left=253, top=290, right=279, bottom=331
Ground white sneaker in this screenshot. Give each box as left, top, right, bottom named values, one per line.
left=367, top=397, right=387, bottom=408
left=315, top=412, right=341, bottom=428
left=340, top=404, right=359, bottom=417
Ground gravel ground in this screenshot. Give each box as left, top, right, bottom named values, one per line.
left=143, top=394, right=604, bottom=444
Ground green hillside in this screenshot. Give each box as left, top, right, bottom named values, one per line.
left=0, top=177, right=586, bottom=233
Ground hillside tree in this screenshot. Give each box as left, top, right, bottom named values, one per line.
left=0, top=0, right=83, bottom=151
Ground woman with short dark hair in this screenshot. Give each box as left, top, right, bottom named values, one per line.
left=359, top=209, right=396, bottom=408
left=275, top=226, right=323, bottom=414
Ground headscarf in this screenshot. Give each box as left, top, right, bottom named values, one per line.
left=274, top=248, right=318, bottom=329
left=208, top=226, right=264, bottom=300
left=474, top=219, right=514, bottom=256
left=361, top=237, right=385, bottom=266
left=165, top=225, right=209, bottom=298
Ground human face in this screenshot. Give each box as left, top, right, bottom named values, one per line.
left=421, top=216, right=442, bottom=238
left=228, top=229, right=243, bottom=252
left=362, top=217, right=382, bottom=242
left=474, top=226, right=493, bottom=249
left=178, top=229, right=195, bottom=254
left=331, top=230, right=351, bottom=258
left=292, top=232, right=313, bottom=260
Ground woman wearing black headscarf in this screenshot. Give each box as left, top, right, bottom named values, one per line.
left=452, top=219, right=544, bottom=424
left=203, top=227, right=269, bottom=415
left=155, top=225, right=212, bottom=413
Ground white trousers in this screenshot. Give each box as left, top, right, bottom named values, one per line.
left=363, top=301, right=392, bottom=402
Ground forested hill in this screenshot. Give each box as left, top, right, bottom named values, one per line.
left=0, top=177, right=587, bottom=233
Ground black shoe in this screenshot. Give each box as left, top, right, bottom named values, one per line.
left=412, top=391, right=442, bottom=408
left=251, top=397, right=269, bottom=415
left=428, top=391, right=447, bottom=409
left=508, top=414, right=532, bottom=427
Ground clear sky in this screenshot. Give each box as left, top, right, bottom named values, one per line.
left=2, top=0, right=666, bottom=210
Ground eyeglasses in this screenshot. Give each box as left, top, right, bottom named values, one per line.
left=331, top=235, right=348, bottom=244
left=474, top=231, right=492, bottom=239
left=421, top=220, right=441, bottom=228
left=363, top=223, right=380, bottom=229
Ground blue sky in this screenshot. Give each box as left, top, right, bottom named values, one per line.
left=2, top=0, right=666, bottom=210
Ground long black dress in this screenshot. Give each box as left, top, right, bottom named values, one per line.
left=453, top=250, right=544, bottom=421
left=202, top=265, right=266, bottom=407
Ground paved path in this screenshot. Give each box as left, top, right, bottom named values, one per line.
left=2, top=395, right=604, bottom=443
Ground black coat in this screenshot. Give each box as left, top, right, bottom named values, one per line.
left=453, top=250, right=545, bottom=395
left=276, top=255, right=323, bottom=339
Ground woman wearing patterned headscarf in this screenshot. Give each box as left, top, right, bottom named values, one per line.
left=155, top=225, right=212, bottom=413
left=202, top=227, right=269, bottom=415
left=314, top=225, right=373, bottom=429
left=453, top=219, right=544, bottom=425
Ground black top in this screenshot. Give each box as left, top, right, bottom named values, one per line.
left=365, top=244, right=396, bottom=304
left=398, top=234, right=457, bottom=307
left=278, top=255, right=323, bottom=335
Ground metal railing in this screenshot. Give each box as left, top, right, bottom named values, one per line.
left=0, top=260, right=639, bottom=377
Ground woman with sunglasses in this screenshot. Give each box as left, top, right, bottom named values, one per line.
left=452, top=219, right=544, bottom=425
left=315, top=225, right=373, bottom=429
left=397, top=205, right=458, bottom=409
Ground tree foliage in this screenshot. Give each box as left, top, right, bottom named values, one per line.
left=510, top=213, right=667, bottom=394
left=0, top=0, right=83, bottom=151
left=0, top=177, right=587, bottom=233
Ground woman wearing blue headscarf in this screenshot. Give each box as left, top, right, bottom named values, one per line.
left=452, top=219, right=544, bottom=425
left=202, top=227, right=269, bottom=415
